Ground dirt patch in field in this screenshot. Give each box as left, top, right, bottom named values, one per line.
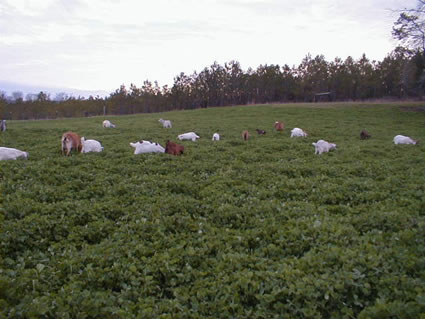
left=400, top=106, right=425, bottom=112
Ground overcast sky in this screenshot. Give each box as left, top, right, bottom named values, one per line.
left=0, top=0, right=416, bottom=93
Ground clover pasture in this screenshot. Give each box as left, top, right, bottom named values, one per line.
left=1, top=102, right=424, bottom=318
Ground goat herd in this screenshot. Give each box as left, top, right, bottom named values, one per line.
left=0, top=117, right=420, bottom=161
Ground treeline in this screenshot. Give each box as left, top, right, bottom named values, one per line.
left=1, top=48, right=424, bottom=120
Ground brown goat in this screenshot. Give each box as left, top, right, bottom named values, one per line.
left=242, top=130, right=250, bottom=141
left=165, top=140, right=184, bottom=156
left=274, top=121, right=284, bottom=131
left=360, top=130, right=371, bottom=140
left=256, top=129, right=266, bottom=135
left=61, top=131, right=82, bottom=156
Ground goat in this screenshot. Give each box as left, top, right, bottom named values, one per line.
left=61, top=131, right=82, bottom=156
left=242, top=130, right=250, bottom=141
left=360, top=130, right=371, bottom=140
left=212, top=133, right=220, bottom=141
left=165, top=140, right=184, bottom=155
left=177, top=132, right=200, bottom=141
left=0, top=120, right=6, bottom=132
left=159, top=118, right=172, bottom=128
left=274, top=121, right=284, bottom=131
left=130, top=140, right=165, bottom=154
left=393, top=135, right=418, bottom=145
left=103, top=120, right=116, bottom=128
left=256, top=129, right=266, bottom=135
left=81, top=137, right=104, bottom=153
left=312, top=139, right=337, bottom=155
left=0, top=147, right=28, bottom=160
left=290, top=128, right=308, bottom=137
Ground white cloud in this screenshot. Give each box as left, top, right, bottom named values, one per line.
left=2, top=0, right=56, bottom=16
left=0, top=0, right=418, bottom=91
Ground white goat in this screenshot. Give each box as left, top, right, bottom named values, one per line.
left=312, top=140, right=337, bottom=155
left=103, top=120, right=116, bottom=128
left=0, top=147, right=29, bottom=160
left=393, top=135, right=418, bottom=145
left=81, top=137, right=104, bottom=153
left=0, top=120, right=6, bottom=132
left=212, top=133, right=220, bottom=141
left=159, top=118, right=172, bottom=128
left=290, top=128, right=308, bottom=137
left=178, top=132, right=200, bottom=141
left=130, top=140, right=165, bottom=154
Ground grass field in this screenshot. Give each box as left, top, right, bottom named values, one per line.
left=1, top=102, right=424, bottom=318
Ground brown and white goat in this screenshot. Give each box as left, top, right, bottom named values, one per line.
left=61, top=131, right=82, bottom=156
left=242, top=130, right=250, bottom=141
left=274, top=121, right=284, bottom=131
left=360, top=130, right=371, bottom=140
left=165, top=140, right=184, bottom=155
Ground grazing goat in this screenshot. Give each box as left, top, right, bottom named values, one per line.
left=274, top=121, right=284, bottom=131
left=312, top=139, right=337, bottom=155
left=212, top=133, right=220, bottom=141
left=242, top=130, right=250, bottom=141
left=360, top=130, right=371, bottom=140
left=165, top=140, right=184, bottom=155
left=103, top=120, right=116, bottom=128
left=0, top=120, right=6, bottom=132
left=256, top=129, right=266, bottom=135
left=159, top=118, right=172, bottom=128
left=393, top=135, right=418, bottom=145
left=130, top=140, right=165, bottom=154
left=290, top=128, right=308, bottom=137
left=81, top=137, right=104, bottom=153
left=61, top=131, right=82, bottom=156
left=0, top=147, right=28, bottom=160
left=178, top=132, right=200, bottom=141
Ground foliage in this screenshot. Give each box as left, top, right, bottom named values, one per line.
left=1, top=50, right=425, bottom=121
left=1, top=102, right=424, bottom=318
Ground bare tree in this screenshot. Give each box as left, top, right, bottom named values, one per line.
left=392, top=0, right=425, bottom=52
left=0, top=90, right=7, bottom=102
left=11, top=91, right=24, bottom=102
left=54, top=92, right=69, bottom=101
left=36, top=91, right=50, bottom=102
left=25, top=93, right=37, bottom=101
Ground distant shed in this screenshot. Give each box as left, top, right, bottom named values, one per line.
left=314, top=92, right=332, bottom=102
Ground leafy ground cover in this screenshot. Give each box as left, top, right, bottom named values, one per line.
left=1, top=102, right=424, bottom=318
